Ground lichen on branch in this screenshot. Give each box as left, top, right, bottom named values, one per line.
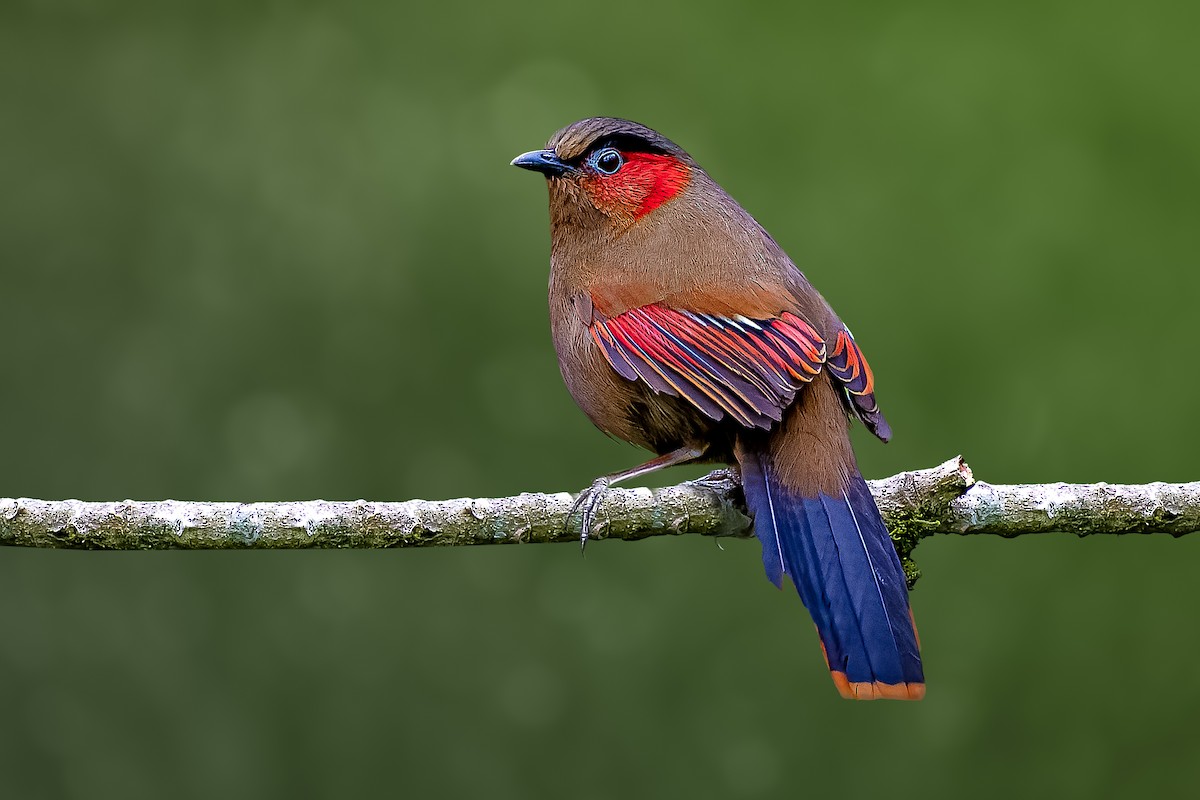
left=2, top=458, right=1197, bottom=587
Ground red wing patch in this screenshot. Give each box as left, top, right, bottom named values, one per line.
left=828, top=329, right=891, bottom=442
left=591, top=305, right=826, bottom=429
left=827, top=329, right=875, bottom=398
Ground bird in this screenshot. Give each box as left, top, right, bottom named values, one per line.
left=511, top=117, right=924, bottom=700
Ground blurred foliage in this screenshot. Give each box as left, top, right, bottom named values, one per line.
left=2, top=0, right=1199, bottom=797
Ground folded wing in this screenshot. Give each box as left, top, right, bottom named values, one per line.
left=590, top=305, right=827, bottom=429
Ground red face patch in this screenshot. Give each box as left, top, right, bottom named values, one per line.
left=582, top=152, right=691, bottom=220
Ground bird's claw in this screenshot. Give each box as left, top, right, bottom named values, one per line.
left=567, top=477, right=611, bottom=552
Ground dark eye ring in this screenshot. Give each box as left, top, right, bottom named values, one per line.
left=593, top=148, right=623, bottom=175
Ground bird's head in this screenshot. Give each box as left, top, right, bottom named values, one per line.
left=511, top=117, right=694, bottom=233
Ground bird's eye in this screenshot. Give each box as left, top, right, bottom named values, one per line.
left=592, top=148, right=624, bottom=175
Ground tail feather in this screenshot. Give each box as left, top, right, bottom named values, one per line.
left=740, top=448, right=924, bottom=700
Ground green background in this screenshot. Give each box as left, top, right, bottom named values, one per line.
left=2, top=1, right=1198, bottom=797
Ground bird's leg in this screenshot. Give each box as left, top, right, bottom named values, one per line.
left=568, top=445, right=705, bottom=551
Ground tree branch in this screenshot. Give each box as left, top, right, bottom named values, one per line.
left=2, top=457, right=1197, bottom=585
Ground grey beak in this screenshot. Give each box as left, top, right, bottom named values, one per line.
left=511, top=149, right=569, bottom=177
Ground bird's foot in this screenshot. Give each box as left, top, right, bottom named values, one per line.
left=687, top=467, right=740, bottom=493
left=567, top=476, right=611, bottom=552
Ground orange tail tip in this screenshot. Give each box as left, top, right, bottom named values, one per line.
left=831, top=671, right=926, bottom=701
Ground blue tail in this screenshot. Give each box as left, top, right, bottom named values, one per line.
left=739, top=449, right=925, bottom=700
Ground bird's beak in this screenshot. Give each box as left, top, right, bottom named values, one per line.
left=511, top=149, right=570, bottom=177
